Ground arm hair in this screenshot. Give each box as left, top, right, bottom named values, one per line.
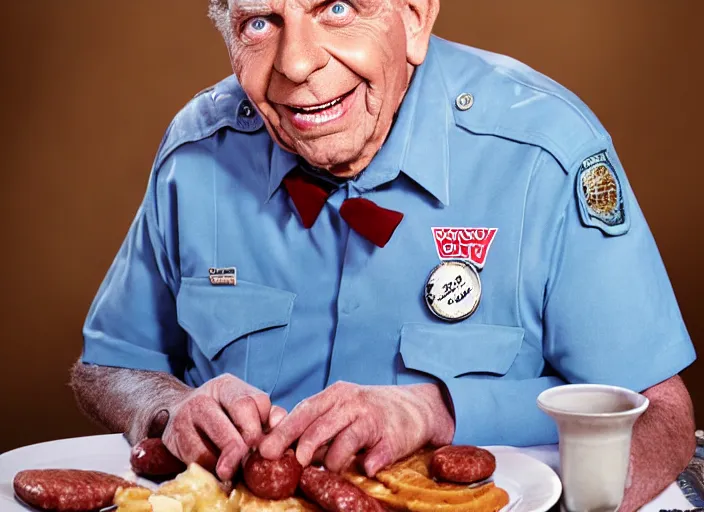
left=69, top=359, right=190, bottom=444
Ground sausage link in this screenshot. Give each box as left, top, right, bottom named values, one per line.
left=430, top=445, right=496, bottom=484
left=130, top=438, right=186, bottom=477
left=243, top=449, right=302, bottom=500
left=13, top=469, right=135, bottom=511
left=299, top=465, right=387, bottom=512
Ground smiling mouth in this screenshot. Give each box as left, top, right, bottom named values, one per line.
left=287, top=87, right=356, bottom=114
left=279, top=85, right=360, bottom=131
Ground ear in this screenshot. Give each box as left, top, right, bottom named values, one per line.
left=401, top=0, right=440, bottom=66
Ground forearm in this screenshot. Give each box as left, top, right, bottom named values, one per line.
left=69, top=359, right=190, bottom=444
left=620, top=376, right=696, bottom=512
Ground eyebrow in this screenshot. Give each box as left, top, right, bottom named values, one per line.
left=230, top=0, right=272, bottom=16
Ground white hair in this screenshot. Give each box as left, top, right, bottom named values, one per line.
left=208, top=0, right=232, bottom=43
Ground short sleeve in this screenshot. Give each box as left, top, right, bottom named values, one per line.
left=543, top=142, right=696, bottom=391
left=81, top=167, right=187, bottom=376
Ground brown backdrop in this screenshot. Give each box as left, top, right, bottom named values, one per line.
left=1, top=1, right=702, bottom=454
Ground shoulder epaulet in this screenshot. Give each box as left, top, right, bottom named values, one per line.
left=433, top=38, right=629, bottom=235
left=436, top=39, right=612, bottom=175
left=153, top=75, right=264, bottom=170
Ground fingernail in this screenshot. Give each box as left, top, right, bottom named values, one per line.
left=216, top=451, right=232, bottom=479
left=270, top=411, right=285, bottom=428
left=296, top=447, right=310, bottom=467
left=364, top=459, right=380, bottom=477
left=257, top=440, right=270, bottom=457
left=216, top=461, right=231, bottom=482
left=258, top=438, right=278, bottom=459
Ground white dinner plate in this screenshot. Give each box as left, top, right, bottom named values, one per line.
left=0, top=434, right=157, bottom=511
left=0, top=435, right=560, bottom=512
left=487, top=446, right=562, bottom=512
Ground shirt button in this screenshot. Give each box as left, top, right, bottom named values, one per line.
left=455, top=92, right=474, bottom=111
left=235, top=98, right=264, bottom=131
left=238, top=99, right=255, bottom=118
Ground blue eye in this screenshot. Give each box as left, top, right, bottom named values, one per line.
left=251, top=18, right=267, bottom=31
left=331, top=2, right=347, bottom=15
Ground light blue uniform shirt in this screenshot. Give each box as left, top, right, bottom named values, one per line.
left=82, top=36, right=696, bottom=446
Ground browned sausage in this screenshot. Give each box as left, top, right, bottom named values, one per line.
left=242, top=449, right=302, bottom=500
left=130, top=438, right=186, bottom=477
left=13, top=469, right=135, bottom=511
left=299, top=465, right=387, bottom=512
left=430, top=445, right=496, bottom=484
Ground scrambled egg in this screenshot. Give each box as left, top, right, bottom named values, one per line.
left=114, top=463, right=318, bottom=512
left=114, top=463, right=230, bottom=512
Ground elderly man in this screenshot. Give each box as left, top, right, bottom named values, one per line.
left=70, top=1, right=696, bottom=510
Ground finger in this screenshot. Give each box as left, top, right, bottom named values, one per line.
left=217, top=379, right=272, bottom=424
left=259, top=392, right=336, bottom=460
left=193, top=399, right=242, bottom=452
left=295, top=409, right=355, bottom=467
left=362, top=439, right=395, bottom=477
left=222, top=395, right=264, bottom=446
left=324, top=421, right=371, bottom=473
left=192, top=431, right=220, bottom=471
left=249, top=393, right=274, bottom=423
left=268, top=406, right=287, bottom=429
left=215, top=436, right=249, bottom=481
left=165, top=425, right=218, bottom=472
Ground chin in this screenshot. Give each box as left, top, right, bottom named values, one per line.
left=297, top=144, right=363, bottom=172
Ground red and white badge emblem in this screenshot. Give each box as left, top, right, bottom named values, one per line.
left=432, top=227, right=498, bottom=269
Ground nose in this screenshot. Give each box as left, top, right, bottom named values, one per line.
left=273, top=18, right=329, bottom=84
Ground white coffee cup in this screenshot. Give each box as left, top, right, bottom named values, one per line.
left=537, top=384, right=649, bottom=512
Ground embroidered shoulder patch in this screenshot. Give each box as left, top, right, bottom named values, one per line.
left=576, top=150, right=629, bottom=236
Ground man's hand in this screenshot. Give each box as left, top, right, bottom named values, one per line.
left=258, top=382, right=455, bottom=477
left=161, top=374, right=287, bottom=481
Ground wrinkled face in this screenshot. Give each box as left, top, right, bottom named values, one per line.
left=226, top=0, right=425, bottom=176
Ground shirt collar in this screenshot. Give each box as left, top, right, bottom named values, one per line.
left=267, top=37, right=451, bottom=206
left=267, top=141, right=299, bottom=201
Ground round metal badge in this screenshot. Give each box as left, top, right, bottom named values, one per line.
left=424, top=260, right=481, bottom=322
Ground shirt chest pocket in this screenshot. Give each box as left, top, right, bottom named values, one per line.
left=176, top=278, right=296, bottom=394
left=398, top=323, right=524, bottom=385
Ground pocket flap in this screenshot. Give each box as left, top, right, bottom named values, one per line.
left=177, top=278, right=296, bottom=360
left=400, top=323, right=524, bottom=378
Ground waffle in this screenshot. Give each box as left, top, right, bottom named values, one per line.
left=342, top=449, right=510, bottom=512
left=229, top=482, right=321, bottom=511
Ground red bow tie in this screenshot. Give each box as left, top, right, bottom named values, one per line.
left=282, top=168, right=404, bottom=248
